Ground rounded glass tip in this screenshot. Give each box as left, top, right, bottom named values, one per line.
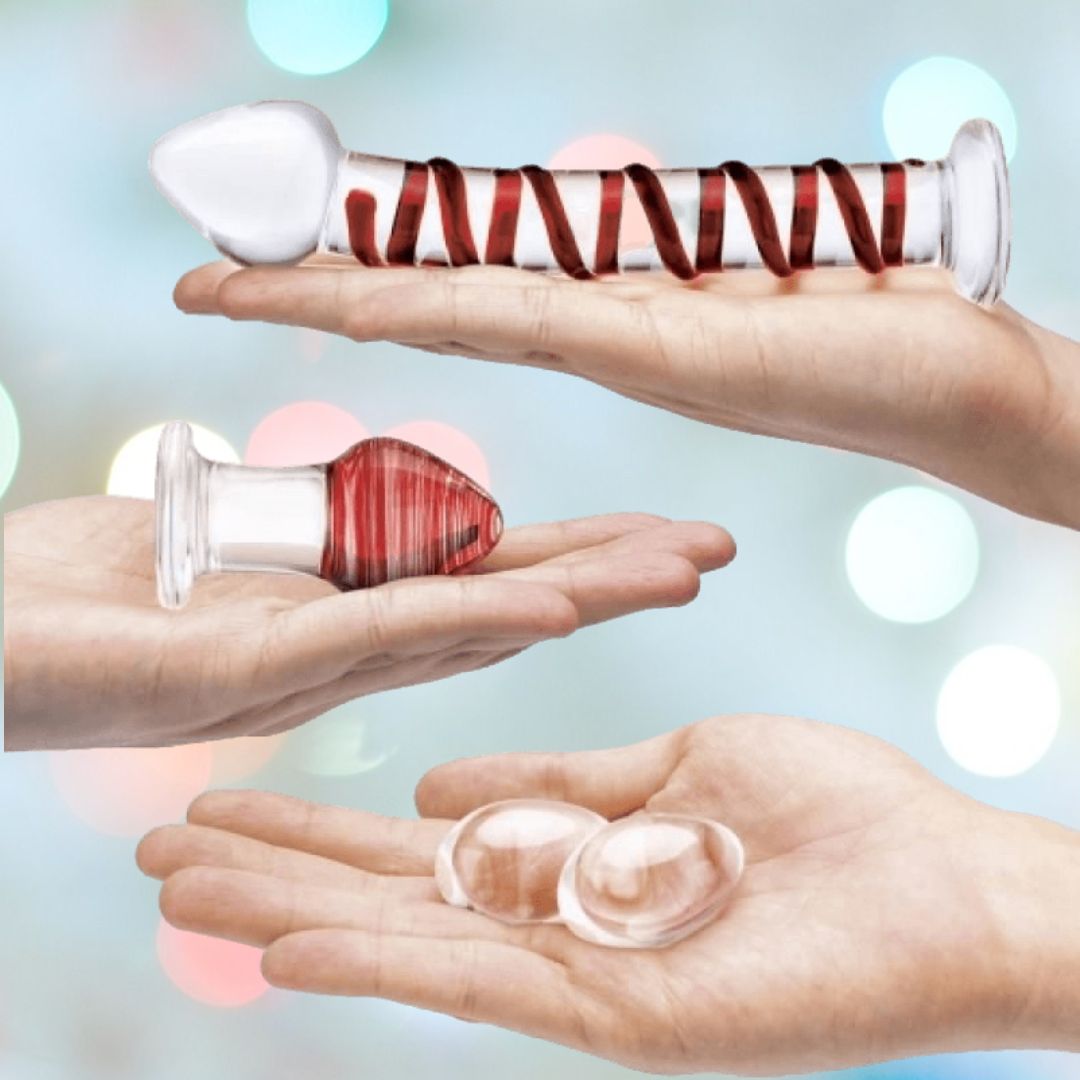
left=149, top=100, right=342, bottom=266
left=945, top=119, right=1011, bottom=306
left=155, top=421, right=201, bottom=611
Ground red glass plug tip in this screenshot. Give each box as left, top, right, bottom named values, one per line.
left=321, top=436, right=503, bottom=590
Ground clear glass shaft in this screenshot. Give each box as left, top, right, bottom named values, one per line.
left=322, top=155, right=948, bottom=274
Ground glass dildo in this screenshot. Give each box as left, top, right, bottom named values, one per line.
left=155, top=421, right=503, bottom=610
left=435, top=799, right=745, bottom=948
left=151, top=100, right=1010, bottom=305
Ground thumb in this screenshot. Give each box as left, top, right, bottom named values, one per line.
left=414, top=727, right=687, bottom=820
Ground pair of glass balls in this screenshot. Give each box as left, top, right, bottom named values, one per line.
left=435, top=799, right=745, bottom=948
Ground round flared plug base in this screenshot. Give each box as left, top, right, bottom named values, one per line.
left=156, top=421, right=204, bottom=610
left=945, top=119, right=1011, bottom=306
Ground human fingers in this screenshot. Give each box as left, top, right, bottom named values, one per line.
left=490, top=521, right=736, bottom=627
left=136, top=823, right=438, bottom=899
left=174, top=259, right=359, bottom=315
left=173, top=260, right=242, bottom=313
left=498, top=550, right=702, bottom=627
left=159, top=865, right=531, bottom=948
left=415, top=727, right=686, bottom=820
left=476, top=513, right=669, bottom=572
left=262, top=928, right=584, bottom=1045
left=175, top=262, right=553, bottom=327
left=193, top=264, right=648, bottom=386
left=186, top=789, right=448, bottom=875
left=342, top=276, right=644, bottom=379
left=172, top=259, right=927, bottom=320
left=534, top=520, right=735, bottom=575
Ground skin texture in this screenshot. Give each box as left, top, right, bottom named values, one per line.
left=2, top=498, right=734, bottom=749
left=174, top=259, right=1080, bottom=530
left=138, top=715, right=1080, bottom=1076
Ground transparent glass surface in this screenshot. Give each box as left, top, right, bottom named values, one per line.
left=944, top=119, right=1011, bottom=305
left=152, top=102, right=1010, bottom=304
left=558, top=813, right=745, bottom=948
left=435, top=799, right=606, bottom=924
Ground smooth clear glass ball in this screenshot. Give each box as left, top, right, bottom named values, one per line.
left=435, top=799, right=606, bottom=924
left=558, top=813, right=744, bottom=948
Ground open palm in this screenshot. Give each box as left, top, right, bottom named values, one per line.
left=176, top=259, right=1080, bottom=529
left=3, top=497, right=733, bottom=749
left=136, top=713, right=1066, bottom=1075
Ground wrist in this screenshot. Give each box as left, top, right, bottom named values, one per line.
left=970, top=806, right=1080, bottom=1050
left=1031, top=321, right=1080, bottom=530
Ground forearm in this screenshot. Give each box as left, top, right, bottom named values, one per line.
left=975, top=807, right=1080, bottom=1050
left=1038, top=322, right=1080, bottom=530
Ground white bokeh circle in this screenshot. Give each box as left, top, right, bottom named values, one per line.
left=107, top=422, right=238, bottom=498
left=883, top=56, right=1018, bottom=161
left=845, top=486, right=979, bottom=623
left=937, top=645, right=1060, bottom=777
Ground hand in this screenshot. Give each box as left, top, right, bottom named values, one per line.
left=175, top=260, right=1080, bottom=530
left=138, top=714, right=1080, bottom=1075
left=3, top=497, right=733, bottom=750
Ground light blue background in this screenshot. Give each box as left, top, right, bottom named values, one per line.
left=1, top=2, right=1078, bottom=1078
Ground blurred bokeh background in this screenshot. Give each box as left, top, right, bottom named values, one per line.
left=1, top=1, right=1078, bottom=1077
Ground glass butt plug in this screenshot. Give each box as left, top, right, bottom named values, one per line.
left=151, top=100, right=1010, bottom=305
left=155, top=421, right=503, bottom=610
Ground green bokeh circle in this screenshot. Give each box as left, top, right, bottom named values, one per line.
left=0, top=380, right=20, bottom=501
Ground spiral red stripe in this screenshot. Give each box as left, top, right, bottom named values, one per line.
left=428, top=157, right=480, bottom=267
left=816, top=158, right=884, bottom=274
left=485, top=168, right=523, bottom=266
left=625, top=164, right=697, bottom=280
left=789, top=164, right=818, bottom=270
left=386, top=161, right=429, bottom=266
left=594, top=170, right=624, bottom=275
left=345, top=190, right=382, bottom=267
left=723, top=161, right=793, bottom=277
left=345, top=156, right=910, bottom=282
left=879, top=162, right=906, bottom=267
left=520, top=165, right=591, bottom=279
left=696, top=168, right=726, bottom=273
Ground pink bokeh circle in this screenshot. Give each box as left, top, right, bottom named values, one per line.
left=49, top=745, right=213, bottom=837
left=245, top=402, right=369, bottom=466
left=548, top=134, right=663, bottom=251
left=210, top=734, right=288, bottom=784
left=157, top=920, right=269, bottom=1008
left=383, top=419, right=491, bottom=490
